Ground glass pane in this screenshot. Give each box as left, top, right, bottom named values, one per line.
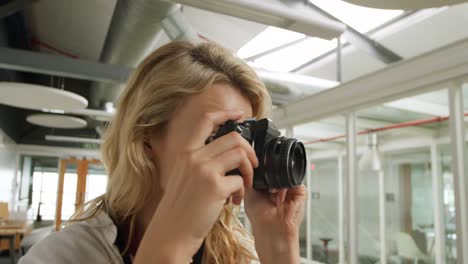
left=439, top=144, right=457, bottom=263
left=32, top=170, right=58, bottom=221
left=294, top=115, right=345, bottom=263
left=62, top=172, right=78, bottom=220
left=355, top=89, right=450, bottom=263
left=85, top=163, right=107, bottom=202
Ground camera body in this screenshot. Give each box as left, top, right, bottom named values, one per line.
left=207, top=118, right=306, bottom=190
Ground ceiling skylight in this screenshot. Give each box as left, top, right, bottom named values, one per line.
left=309, top=0, right=404, bottom=33
left=237, top=27, right=304, bottom=59
left=237, top=1, right=404, bottom=72
left=249, top=37, right=337, bottom=72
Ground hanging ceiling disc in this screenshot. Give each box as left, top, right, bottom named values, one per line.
left=341, top=0, right=468, bottom=10
left=26, top=114, right=87, bottom=129
left=0, top=82, right=88, bottom=111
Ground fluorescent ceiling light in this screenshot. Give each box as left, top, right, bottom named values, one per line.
left=168, top=0, right=345, bottom=39
left=45, top=135, right=103, bottom=144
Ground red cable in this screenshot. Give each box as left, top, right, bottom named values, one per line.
left=31, top=38, right=79, bottom=59
left=305, top=113, right=467, bottom=145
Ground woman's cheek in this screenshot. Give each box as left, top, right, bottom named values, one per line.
left=159, top=174, right=169, bottom=192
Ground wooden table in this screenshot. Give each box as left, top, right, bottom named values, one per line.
left=0, top=220, right=33, bottom=264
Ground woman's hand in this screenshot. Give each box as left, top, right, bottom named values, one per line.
left=135, top=110, right=258, bottom=264
left=244, top=186, right=307, bottom=264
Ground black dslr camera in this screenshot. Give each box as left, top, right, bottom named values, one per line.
left=207, top=118, right=307, bottom=190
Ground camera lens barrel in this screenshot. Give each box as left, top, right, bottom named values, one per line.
left=264, top=137, right=306, bottom=189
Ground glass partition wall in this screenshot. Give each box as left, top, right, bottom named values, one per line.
left=354, top=89, right=452, bottom=264
left=278, top=74, right=468, bottom=264
left=294, top=116, right=345, bottom=263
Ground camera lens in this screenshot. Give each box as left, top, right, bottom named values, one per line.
left=289, top=141, right=306, bottom=186
left=264, top=137, right=306, bottom=189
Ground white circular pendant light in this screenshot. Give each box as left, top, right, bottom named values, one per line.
left=27, top=114, right=87, bottom=129
left=0, top=82, right=88, bottom=111
left=341, top=0, right=468, bottom=10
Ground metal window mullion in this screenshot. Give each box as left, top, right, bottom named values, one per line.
left=431, top=142, right=446, bottom=264
left=306, top=151, right=313, bottom=261
left=448, top=84, right=468, bottom=263
left=346, top=113, right=358, bottom=264
left=338, top=154, right=346, bottom=264
left=378, top=171, right=387, bottom=264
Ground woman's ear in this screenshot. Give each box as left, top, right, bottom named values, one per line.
left=144, top=138, right=153, bottom=150
left=143, top=135, right=155, bottom=159
left=143, top=126, right=165, bottom=159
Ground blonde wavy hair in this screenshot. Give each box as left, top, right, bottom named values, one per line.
left=72, top=41, right=271, bottom=264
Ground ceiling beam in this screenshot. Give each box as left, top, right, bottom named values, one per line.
left=244, top=36, right=309, bottom=62
left=292, top=10, right=439, bottom=73
left=17, top=144, right=100, bottom=159
left=0, top=47, right=454, bottom=121
left=0, top=47, right=133, bottom=83
left=342, top=27, right=403, bottom=64
left=167, top=0, right=346, bottom=40
left=303, top=1, right=403, bottom=65
left=273, top=37, right=468, bottom=128
left=0, top=46, right=340, bottom=106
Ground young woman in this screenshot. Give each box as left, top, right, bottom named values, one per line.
left=20, top=41, right=307, bottom=264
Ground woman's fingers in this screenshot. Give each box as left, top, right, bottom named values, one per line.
left=201, top=131, right=258, bottom=167
left=277, top=189, right=287, bottom=206
left=268, top=188, right=301, bottom=206
left=212, top=147, right=254, bottom=189
left=285, top=185, right=307, bottom=201
left=231, top=185, right=245, bottom=205
left=220, top=174, right=245, bottom=201
left=187, top=111, right=244, bottom=150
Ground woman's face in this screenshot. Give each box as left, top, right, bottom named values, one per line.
left=148, top=83, right=253, bottom=190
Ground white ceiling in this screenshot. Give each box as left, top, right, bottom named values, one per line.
left=24, top=1, right=266, bottom=61
left=181, top=6, right=267, bottom=52
left=17, top=0, right=468, bottom=149
left=24, top=0, right=117, bottom=60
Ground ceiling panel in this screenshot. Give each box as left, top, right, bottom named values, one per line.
left=24, top=0, right=117, bottom=60
left=181, top=6, right=267, bottom=52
